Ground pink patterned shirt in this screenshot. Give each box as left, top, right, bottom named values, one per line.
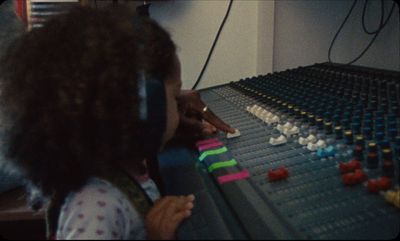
left=56, top=177, right=160, bottom=240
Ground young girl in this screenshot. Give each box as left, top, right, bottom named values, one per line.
left=0, top=6, right=233, bottom=240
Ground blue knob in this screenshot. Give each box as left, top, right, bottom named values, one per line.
left=325, top=145, right=336, bottom=156
left=317, top=148, right=326, bottom=158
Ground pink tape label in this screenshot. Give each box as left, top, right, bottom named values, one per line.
left=195, top=138, right=220, bottom=147
left=198, top=142, right=224, bottom=152
left=218, top=170, right=250, bottom=185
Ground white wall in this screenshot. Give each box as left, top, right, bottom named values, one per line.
left=150, top=0, right=262, bottom=89
left=257, top=0, right=275, bottom=75
left=273, top=0, right=400, bottom=72
left=151, top=0, right=399, bottom=90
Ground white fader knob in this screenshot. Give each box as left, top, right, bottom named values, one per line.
left=316, top=139, right=326, bottom=148
left=267, top=115, right=280, bottom=124
left=249, top=105, right=258, bottom=114
left=306, top=134, right=317, bottom=143
left=269, top=135, right=287, bottom=146
left=307, top=142, right=319, bottom=151
left=284, top=126, right=300, bottom=137
left=298, top=137, right=308, bottom=145
left=283, top=122, right=293, bottom=130
left=277, top=124, right=285, bottom=132
left=227, top=129, right=241, bottom=139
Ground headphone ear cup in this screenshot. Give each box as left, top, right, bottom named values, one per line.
left=138, top=74, right=167, bottom=155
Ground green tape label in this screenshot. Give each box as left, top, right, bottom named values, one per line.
left=198, top=147, right=228, bottom=162
left=208, top=159, right=237, bottom=173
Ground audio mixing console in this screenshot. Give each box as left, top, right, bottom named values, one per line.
left=159, top=62, right=400, bottom=240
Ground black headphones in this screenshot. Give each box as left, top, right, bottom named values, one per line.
left=133, top=16, right=167, bottom=156
left=137, top=71, right=167, bottom=155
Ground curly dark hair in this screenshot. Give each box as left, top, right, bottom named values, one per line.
left=0, top=6, right=176, bottom=197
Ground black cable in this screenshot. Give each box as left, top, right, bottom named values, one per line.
left=192, top=0, right=234, bottom=90
left=328, top=0, right=358, bottom=63
left=347, top=2, right=396, bottom=65
left=363, top=0, right=396, bottom=34
left=362, top=0, right=384, bottom=35
left=378, top=1, right=396, bottom=28
left=328, top=0, right=396, bottom=65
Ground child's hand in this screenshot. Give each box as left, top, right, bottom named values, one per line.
left=145, top=195, right=195, bottom=240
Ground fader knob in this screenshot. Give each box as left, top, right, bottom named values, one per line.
left=355, top=135, right=365, bottom=146
left=324, top=122, right=333, bottom=134
left=335, top=126, right=343, bottom=139
left=316, top=118, right=324, bottom=130
left=382, top=148, right=393, bottom=161
left=382, top=159, right=394, bottom=177
left=345, top=131, right=354, bottom=145
left=353, top=145, right=364, bottom=161
left=368, top=142, right=378, bottom=152
left=367, top=152, right=379, bottom=169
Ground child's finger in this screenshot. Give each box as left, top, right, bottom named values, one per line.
left=171, top=209, right=192, bottom=227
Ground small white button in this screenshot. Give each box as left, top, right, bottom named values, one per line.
left=277, top=124, right=285, bottom=132
left=227, top=129, right=241, bottom=139
left=307, top=142, right=319, bottom=151
left=268, top=115, right=280, bottom=124
left=316, top=140, right=326, bottom=148
left=284, top=126, right=300, bottom=137
left=249, top=105, right=258, bottom=114
left=283, top=122, right=293, bottom=129
left=306, top=134, right=317, bottom=143
left=298, top=137, right=308, bottom=145
left=260, top=110, right=269, bottom=119
left=269, top=135, right=287, bottom=146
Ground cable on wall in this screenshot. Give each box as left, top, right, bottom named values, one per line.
left=328, top=0, right=396, bottom=65
left=192, top=0, right=234, bottom=90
